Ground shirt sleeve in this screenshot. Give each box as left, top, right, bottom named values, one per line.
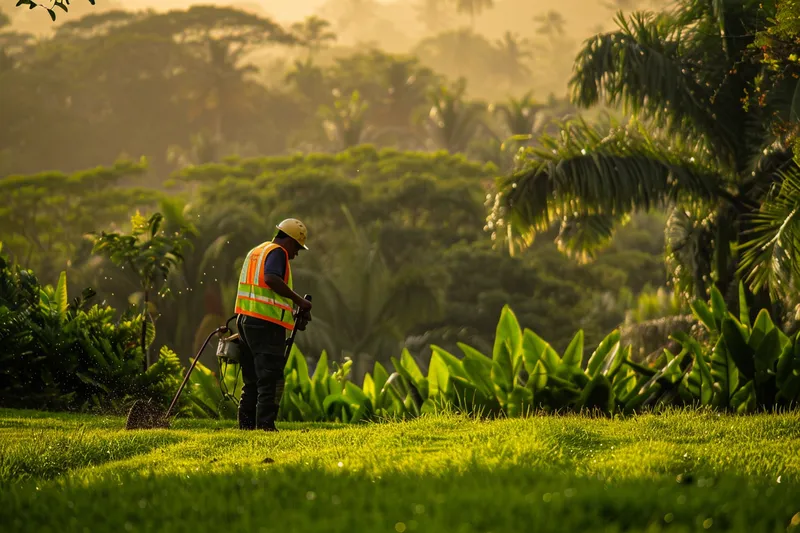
left=263, top=248, right=287, bottom=280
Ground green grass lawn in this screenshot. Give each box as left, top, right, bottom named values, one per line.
left=2, top=408, right=800, bottom=532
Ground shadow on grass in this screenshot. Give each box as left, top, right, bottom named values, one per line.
left=1, top=463, right=797, bottom=533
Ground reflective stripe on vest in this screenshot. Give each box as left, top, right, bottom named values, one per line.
left=234, top=242, right=295, bottom=330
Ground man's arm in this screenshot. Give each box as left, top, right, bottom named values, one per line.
left=264, top=273, right=311, bottom=310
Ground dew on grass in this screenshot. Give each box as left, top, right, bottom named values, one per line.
left=395, top=522, right=406, bottom=532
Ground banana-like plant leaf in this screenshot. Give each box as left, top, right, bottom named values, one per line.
left=737, top=281, right=750, bottom=329
left=673, top=331, right=714, bottom=405
left=492, top=305, right=521, bottom=390
left=586, top=330, right=620, bottom=378
left=559, top=330, right=584, bottom=375
left=721, top=317, right=755, bottom=380
left=711, top=335, right=739, bottom=408
left=576, top=372, right=614, bottom=414
left=749, top=309, right=775, bottom=352
left=691, top=299, right=718, bottom=334
left=730, top=380, right=757, bottom=414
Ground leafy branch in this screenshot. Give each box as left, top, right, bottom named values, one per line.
left=89, top=211, right=192, bottom=370
left=14, top=0, right=95, bottom=21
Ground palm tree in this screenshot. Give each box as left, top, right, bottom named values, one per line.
left=452, top=0, right=494, bottom=27
left=493, top=31, right=533, bottom=86
left=318, top=90, right=372, bottom=150
left=533, top=10, right=566, bottom=37
left=488, top=1, right=798, bottom=323
left=425, top=80, right=487, bottom=153
left=290, top=15, right=336, bottom=60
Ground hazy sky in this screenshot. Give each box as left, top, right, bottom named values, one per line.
left=85, top=0, right=620, bottom=33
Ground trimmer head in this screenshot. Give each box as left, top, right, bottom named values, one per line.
left=125, top=399, right=171, bottom=430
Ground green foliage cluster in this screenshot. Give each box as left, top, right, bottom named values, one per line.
left=489, top=0, right=800, bottom=330
left=183, top=280, right=800, bottom=423
left=0, top=246, right=183, bottom=412
left=0, top=4, right=577, bottom=177
left=157, top=146, right=666, bottom=377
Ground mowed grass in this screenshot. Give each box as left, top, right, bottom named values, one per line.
left=2, top=408, right=800, bottom=532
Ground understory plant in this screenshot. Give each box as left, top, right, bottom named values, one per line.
left=185, top=284, right=800, bottom=423
left=0, top=245, right=183, bottom=413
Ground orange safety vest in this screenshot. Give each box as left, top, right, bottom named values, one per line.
left=234, top=241, right=295, bottom=330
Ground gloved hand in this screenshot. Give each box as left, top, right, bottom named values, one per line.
left=294, top=309, right=312, bottom=331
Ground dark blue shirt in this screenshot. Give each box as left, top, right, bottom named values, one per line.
left=264, top=246, right=287, bottom=280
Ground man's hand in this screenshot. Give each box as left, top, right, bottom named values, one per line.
left=294, top=308, right=312, bottom=330
left=295, top=297, right=312, bottom=313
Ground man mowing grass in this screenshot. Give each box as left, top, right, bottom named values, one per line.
left=234, top=218, right=313, bottom=432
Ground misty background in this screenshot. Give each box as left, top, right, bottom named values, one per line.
left=0, top=0, right=679, bottom=382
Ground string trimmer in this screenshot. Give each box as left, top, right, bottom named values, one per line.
left=125, top=294, right=311, bottom=430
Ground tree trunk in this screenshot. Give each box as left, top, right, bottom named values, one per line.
left=141, top=290, right=149, bottom=371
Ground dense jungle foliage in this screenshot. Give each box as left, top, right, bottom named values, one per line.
left=1, top=0, right=799, bottom=420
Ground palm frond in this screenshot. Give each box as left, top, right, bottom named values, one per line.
left=490, top=116, right=725, bottom=254
left=555, top=212, right=630, bottom=263
left=737, top=163, right=800, bottom=299
left=568, top=9, right=745, bottom=169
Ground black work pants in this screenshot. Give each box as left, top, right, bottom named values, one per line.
left=236, top=314, right=288, bottom=430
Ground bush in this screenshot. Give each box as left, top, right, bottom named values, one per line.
left=0, top=247, right=183, bottom=413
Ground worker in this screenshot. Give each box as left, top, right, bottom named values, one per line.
left=233, top=218, right=313, bottom=431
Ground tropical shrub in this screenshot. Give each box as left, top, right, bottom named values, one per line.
left=0, top=246, right=183, bottom=413
left=181, top=282, right=800, bottom=423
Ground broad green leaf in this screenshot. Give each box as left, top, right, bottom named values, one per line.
left=450, top=375, right=497, bottom=414
left=312, top=351, right=329, bottom=387
left=612, top=371, right=637, bottom=402
left=493, top=305, right=522, bottom=380
left=505, top=385, right=533, bottom=417
left=738, top=281, right=750, bottom=328
left=460, top=347, right=495, bottom=399
left=711, top=336, right=739, bottom=407
left=289, top=392, right=314, bottom=420
left=777, top=335, right=800, bottom=387
left=290, top=347, right=311, bottom=396
left=372, top=361, right=389, bottom=394
left=427, top=352, right=450, bottom=400
left=721, top=317, right=755, bottom=380
left=362, top=373, right=376, bottom=404
left=344, top=381, right=371, bottom=411
left=730, top=380, right=756, bottom=414
left=525, top=360, right=548, bottom=394
left=710, top=286, right=727, bottom=326
left=690, top=299, right=717, bottom=334
left=748, top=309, right=775, bottom=351
left=576, top=372, right=614, bottom=414
left=55, top=271, right=68, bottom=321
left=586, top=329, right=620, bottom=377
left=673, top=332, right=713, bottom=405
left=522, top=330, right=561, bottom=374
left=753, top=327, right=781, bottom=382
left=490, top=356, right=513, bottom=395
left=560, top=330, right=584, bottom=371
left=400, top=349, right=427, bottom=394
left=430, top=345, right=468, bottom=381
left=391, top=355, right=426, bottom=406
